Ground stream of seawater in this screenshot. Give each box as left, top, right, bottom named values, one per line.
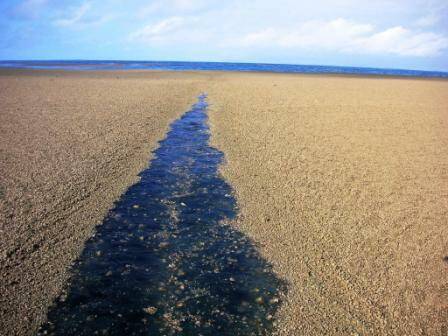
left=37, top=94, right=286, bottom=335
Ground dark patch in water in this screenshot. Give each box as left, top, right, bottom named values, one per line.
left=38, top=94, right=286, bottom=335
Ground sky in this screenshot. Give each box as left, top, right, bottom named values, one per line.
left=0, top=0, right=447, bottom=71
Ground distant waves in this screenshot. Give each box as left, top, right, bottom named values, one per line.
left=1, top=60, right=447, bottom=78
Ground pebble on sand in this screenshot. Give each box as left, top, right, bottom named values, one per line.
left=143, top=307, right=158, bottom=315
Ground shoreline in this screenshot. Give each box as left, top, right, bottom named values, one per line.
left=1, top=67, right=448, bottom=82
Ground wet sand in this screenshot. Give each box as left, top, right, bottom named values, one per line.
left=1, top=69, right=447, bottom=335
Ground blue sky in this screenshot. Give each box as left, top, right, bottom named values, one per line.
left=1, top=0, right=447, bottom=71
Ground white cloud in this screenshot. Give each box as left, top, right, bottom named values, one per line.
left=233, top=18, right=448, bottom=57
left=171, top=0, right=209, bottom=11
left=234, top=19, right=374, bottom=48
left=53, top=3, right=91, bottom=27
left=355, top=27, right=448, bottom=56
left=130, top=17, right=187, bottom=42
left=53, top=2, right=111, bottom=28
left=415, top=14, right=440, bottom=27
left=130, top=16, right=212, bottom=44
left=138, top=0, right=213, bottom=18
left=129, top=15, right=448, bottom=58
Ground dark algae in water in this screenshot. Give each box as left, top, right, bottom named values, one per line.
left=37, top=94, right=287, bottom=336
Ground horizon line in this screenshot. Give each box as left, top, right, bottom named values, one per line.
left=1, top=59, right=447, bottom=75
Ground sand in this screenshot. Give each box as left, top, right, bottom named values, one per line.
left=1, top=69, right=447, bottom=335
left=207, top=73, right=448, bottom=335
left=0, top=70, right=207, bottom=335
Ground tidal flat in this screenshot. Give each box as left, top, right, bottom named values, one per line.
left=1, top=69, right=447, bottom=335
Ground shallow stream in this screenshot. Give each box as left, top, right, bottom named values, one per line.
left=38, top=94, right=286, bottom=335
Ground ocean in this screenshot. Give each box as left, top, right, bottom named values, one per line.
left=0, top=60, right=447, bottom=78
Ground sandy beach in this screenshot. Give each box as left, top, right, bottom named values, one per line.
left=1, top=69, right=447, bottom=335
left=208, top=73, right=448, bottom=335
left=0, top=70, right=207, bottom=335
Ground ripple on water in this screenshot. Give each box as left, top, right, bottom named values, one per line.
left=38, top=94, right=287, bottom=336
